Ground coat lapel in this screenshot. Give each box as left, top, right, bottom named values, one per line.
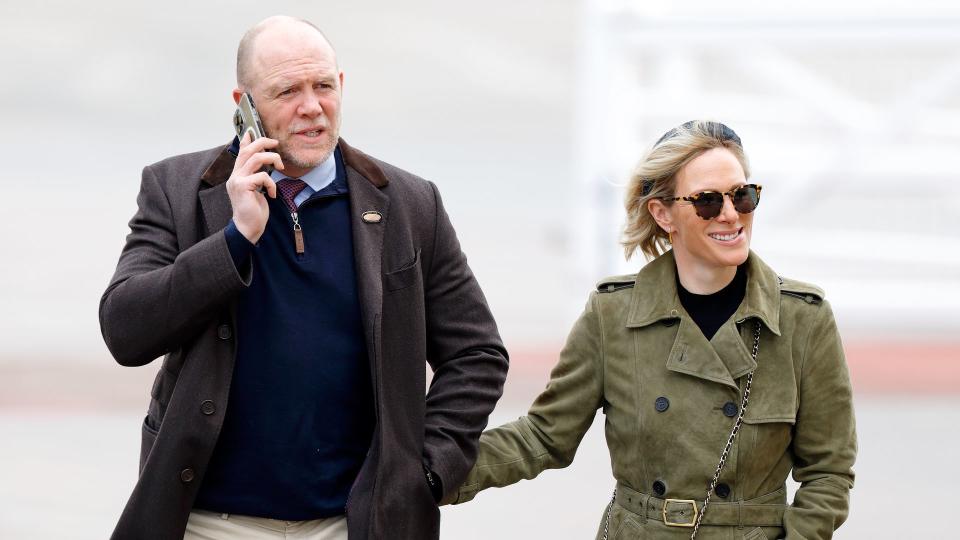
left=710, top=320, right=757, bottom=381
left=664, top=313, right=739, bottom=390
left=199, top=183, right=231, bottom=236
left=339, top=139, right=391, bottom=367
left=347, top=165, right=390, bottom=348
left=627, top=250, right=779, bottom=390
left=198, top=143, right=236, bottom=236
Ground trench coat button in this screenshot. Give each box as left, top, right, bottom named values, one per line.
left=654, top=397, right=670, bottom=412
left=201, top=400, right=216, bottom=415
left=180, top=468, right=195, bottom=483
left=652, top=480, right=666, bottom=496
left=715, top=483, right=731, bottom=498
left=723, top=402, right=738, bottom=417
left=670, top=309, right=679, bottom=317
left=217, top=324, right=232, bottom=340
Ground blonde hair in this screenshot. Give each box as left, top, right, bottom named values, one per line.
left=621, top=120, right=751, bottom=260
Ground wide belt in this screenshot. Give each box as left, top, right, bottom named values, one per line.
left=614, top=482, right=786, bottom=528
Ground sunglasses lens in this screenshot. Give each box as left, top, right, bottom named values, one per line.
left=733, top=185, right=760, bottom=214
left=692, top=192, right=724, bottom=219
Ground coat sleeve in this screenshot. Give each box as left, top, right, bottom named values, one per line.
left=783, top=299, right=857, bottom=539
left=445, top=291, right=604, bottom=504
left=99, top=165, right=249, bottom=367
left=421, top=182, right=510, bottom=498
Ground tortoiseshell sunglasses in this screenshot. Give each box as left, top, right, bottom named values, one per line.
left=661, top=184, right=763, bottom=220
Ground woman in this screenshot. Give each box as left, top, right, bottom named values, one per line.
left=446, top=121, right=856, bottom=539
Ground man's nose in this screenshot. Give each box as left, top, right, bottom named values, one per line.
left=298, top=90, right=323, bottom=117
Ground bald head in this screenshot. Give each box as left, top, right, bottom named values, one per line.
left=236, top=15, right=336, bottom=90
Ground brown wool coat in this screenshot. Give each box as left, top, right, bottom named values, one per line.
left=449, top=251, right=856, bottom=540
left=99, top=139, right=508, bottom=540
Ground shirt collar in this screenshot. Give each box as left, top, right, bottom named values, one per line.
left=269, top=149, right=338, bottom=193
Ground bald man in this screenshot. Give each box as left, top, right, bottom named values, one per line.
left=100, top=16, right=508, bottom=540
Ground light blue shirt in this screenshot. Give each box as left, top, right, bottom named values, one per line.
left=269, top=150, right=337, bottom=207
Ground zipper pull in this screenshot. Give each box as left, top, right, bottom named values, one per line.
left=291, top=211, right=304, bottom=254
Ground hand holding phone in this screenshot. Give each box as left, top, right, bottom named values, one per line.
left=226, top=95, right=284, bottom=243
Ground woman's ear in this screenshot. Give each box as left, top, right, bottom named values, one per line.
left=647, top=198, right=673, bottom=234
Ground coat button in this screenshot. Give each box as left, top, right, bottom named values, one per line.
left=201, top=400, right=216, bottom=415
left=723, top=402, right=738, bottom=417
left=180, top=468, right=195, bottom=483
left=652, top=480, right=666, bottom=496
left=217, top=324, right=232, bottom=340
left=654, top=397, right=670, bottom=412
left=715, top=483, right=731, bottom=498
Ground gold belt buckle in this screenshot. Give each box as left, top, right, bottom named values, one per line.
left=662, top=498, right=698, bottom=527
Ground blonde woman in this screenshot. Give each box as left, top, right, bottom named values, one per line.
left=447, top=121, right=856, bottom=539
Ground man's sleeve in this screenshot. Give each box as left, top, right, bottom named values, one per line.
left=98, top=165, right=250, bottom=367
left=420, top=182, right=509, bottom=500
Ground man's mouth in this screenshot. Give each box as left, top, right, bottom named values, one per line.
left=707, top=228, right=743, bottom=242
left=294, top=127, right=325, bottom=138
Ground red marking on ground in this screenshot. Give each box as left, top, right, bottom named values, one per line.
left=1, top=342, right=957, bottom=411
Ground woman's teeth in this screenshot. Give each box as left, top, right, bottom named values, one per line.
left=709, top=230, right=739, bottom=241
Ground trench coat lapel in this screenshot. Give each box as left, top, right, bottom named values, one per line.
left=665, top=316, right=739, bottom=389
left=627, top=250, right=783, bottom=390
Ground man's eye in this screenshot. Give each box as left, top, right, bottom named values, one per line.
left=279, top=88, right=294, bottom=96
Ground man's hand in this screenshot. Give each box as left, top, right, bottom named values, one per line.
left=226, top=133, right=284, bottom=243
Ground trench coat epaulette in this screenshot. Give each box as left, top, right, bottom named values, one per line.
left=778, top=275, right=825, bottom=305
left=596, top=274, right=637, bottom=294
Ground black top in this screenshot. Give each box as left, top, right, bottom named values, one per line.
left=677, top=264, right=747, bottom=340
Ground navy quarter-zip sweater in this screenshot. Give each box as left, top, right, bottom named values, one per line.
left=195, top=148, right=375, bottom=520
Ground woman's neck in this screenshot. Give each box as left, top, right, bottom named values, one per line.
left=674, top=256, right=739, bottom=295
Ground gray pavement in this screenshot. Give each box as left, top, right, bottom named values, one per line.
left=1, top=396, right=954, bottom=538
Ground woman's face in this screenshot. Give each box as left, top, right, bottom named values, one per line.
left=654, top=147, right=752, bottom=272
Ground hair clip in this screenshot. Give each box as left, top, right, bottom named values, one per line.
left=641, top=179, right=654, bottom=196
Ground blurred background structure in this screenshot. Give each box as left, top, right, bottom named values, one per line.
left=1, top=0, right=957, bottom=538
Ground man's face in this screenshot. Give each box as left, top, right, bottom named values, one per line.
left=240, top=26, right=343, bottom=178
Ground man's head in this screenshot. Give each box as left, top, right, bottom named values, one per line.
left=233, top=16, right=343, bottom=178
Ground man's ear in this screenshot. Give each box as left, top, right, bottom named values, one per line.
left=232, top=88, right=242, bottom=105
left=647, top=198, right=674, bottom=234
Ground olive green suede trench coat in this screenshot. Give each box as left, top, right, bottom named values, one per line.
left=447, top=251, right=856, bottom=539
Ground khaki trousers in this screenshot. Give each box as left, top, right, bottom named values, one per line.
left=184, top=509, right=348, bottom=539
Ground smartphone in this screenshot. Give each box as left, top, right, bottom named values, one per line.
left=232, top=92, right=274, bottom=177
left=233, top=92, right=266, bottom=142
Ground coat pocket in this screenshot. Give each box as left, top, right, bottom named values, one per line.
left=140, top=416, right=159, bottom=473
left=384, top=249, right=421, bottom=292
left=741, top=411, right=795, bottom=456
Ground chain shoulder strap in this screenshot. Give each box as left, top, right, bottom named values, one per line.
left=690, top=319, right=762, bottom=540
left=600, top=488, right=616, bottom=540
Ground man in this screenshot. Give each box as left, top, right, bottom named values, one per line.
left=99, top=15, right=508, bottom=540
